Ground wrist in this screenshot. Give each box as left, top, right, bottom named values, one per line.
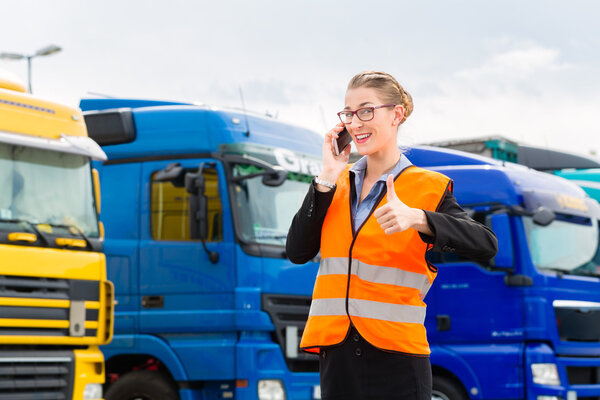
left=314, top=176, right=336, bottom=192
left=317, top=170, right=339, bottom=183
left=412, top=209, right=434, bottom=236
left=411, top=208, right=427, bottom=230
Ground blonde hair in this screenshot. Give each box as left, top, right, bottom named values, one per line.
left=347, top=71, right=413, bottom=124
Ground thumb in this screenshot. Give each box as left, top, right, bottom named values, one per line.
left=386, top=174, right=397, bottom=201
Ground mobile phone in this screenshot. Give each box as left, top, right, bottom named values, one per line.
left=333, top=128, right=352, bottom=156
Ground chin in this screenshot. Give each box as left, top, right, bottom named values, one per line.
left=356, top=146, right=375, bottom=156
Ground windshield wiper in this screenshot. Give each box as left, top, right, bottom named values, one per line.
left=41, top=222, right=93, bottom=249
left=542, top=267, right=574, bottom=276
left=254, top=234, right=287, bottom=243
left=543, top=267, right=600, bottom=278
left=0, top=218, right=49, bottom=245
left=572, top=267, right=600, bottom=278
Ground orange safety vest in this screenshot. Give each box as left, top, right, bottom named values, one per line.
left=300, top=164, right=452, bottom=355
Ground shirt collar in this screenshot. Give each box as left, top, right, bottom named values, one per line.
left=350, top=154, right=413, bottom=182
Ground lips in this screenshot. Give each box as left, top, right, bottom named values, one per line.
left=355, top=133, right=372, bottom=144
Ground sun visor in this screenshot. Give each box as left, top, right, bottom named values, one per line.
left=83, top=108, right=136, bottom=146
left=0, top=130, right=107, bottom=160
left=522, top=189, right=600, bottom=220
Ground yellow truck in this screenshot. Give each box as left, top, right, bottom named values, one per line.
left=0, top=75, right=113, bottom=399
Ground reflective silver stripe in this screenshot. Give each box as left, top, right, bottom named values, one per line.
left=308, top=297, right=426, bottom=324
left=318, top=257, right=432, bottom=299
left=349, top=298, right=426, bottom=324
left=308, top=298, right=347, bottom=317
left=317, top=257, right=348, bottom=276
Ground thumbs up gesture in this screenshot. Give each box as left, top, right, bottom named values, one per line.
left=373, top=174, right=427, bottom=235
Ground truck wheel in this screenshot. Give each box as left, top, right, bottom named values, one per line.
left=432, top=375, right=468, bottom=400
left=105, top=370, right=179, bottom=400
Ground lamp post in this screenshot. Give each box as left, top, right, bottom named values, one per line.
left=0, top=44, right=62, bottom=93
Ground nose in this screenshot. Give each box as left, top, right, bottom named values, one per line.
left=349, top=114, right=363, bottom=130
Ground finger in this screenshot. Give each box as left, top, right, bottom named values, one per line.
left=332, top=124, right=346, bottom=138
left=378, top=215, right=396, bottom=227
left=384, top=226, right=399, bottom=235
left=386, top=174, right=397, bottom=201
left=373, top=204, right=390, bottom=218
left=380, top=220, right=396, bottom=230
left=342, top=144, right=352, bottom=156
left=376, top=211, right=395, bottom=224
left=385, top=224, right=407, bottom=235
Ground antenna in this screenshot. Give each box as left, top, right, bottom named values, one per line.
left=238, top=86, right=250, bottom=137
left=319, top=105, right=328, bottom=131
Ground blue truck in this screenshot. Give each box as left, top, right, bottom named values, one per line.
left=81, top=98, right=600, bottom=400
left=425, top=136, right=600, bottom=204
left=81, top=98, right=323, bottom=400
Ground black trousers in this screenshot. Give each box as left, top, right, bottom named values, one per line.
left=318, top=326, right=432, bottom=400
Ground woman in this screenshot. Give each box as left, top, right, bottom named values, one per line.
left=286, top=71, right=498, bottom=400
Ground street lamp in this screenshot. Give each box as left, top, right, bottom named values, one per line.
left=0, top=44, right=62, bottom=93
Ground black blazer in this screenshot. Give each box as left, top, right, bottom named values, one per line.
left=286, top=179, right=498, bottom=264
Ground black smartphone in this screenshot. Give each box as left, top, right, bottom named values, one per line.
left=333, top=128, right=352, bottom=156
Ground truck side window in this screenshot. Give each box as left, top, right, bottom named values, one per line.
left=150, top=167, right=222, bottom=242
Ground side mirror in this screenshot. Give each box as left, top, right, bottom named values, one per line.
left=262, top=167, right=288, bottom=187
left=488, top=213, right=514, bottom=268
left=185, top=165, right=208, bottom=240
left=92, top=168, right=101, bottom=215
left=533, top=206, right=555, bottom=226
left=185, top=163, right=219, bottom=264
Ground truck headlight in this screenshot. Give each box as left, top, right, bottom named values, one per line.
left=258, top=379, right=286, bottom=400
left=83, top=383, right=103, bottom=399
left=531, top=363, right=561, bottom=385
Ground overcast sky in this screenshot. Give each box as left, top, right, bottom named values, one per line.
left=2, top=0, right=600, bottom=156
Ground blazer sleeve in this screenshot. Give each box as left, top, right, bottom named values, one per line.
left=418, top=190, right=498, bottom=263
left=286, top=179, right=336, bottom=264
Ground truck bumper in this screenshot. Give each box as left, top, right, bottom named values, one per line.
left=555, top=355, right=600, bottom=399
left=526, top=343, right=600, bottom=399
left=0, top=346, right=105, bottom=400
left=235, top=338, right=320, bottom=400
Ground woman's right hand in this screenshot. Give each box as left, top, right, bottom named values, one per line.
left=316, top=123, right=352, bottom=191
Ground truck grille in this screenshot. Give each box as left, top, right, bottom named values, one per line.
left=262, top=294, right=318, bottom=372
left=0, top=275, right=101, bottom=340
left=567, top=366, right=600, bottom=385
left=0, top=350, right=74, bottom=399
left=554, top=301, right=600, bottom=342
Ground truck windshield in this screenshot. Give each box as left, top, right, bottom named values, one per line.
left=523, top=215, right=600, bottom=277
left=231, top=164, right=311, bottom=246
left=0, top=142, right=99, bottom=237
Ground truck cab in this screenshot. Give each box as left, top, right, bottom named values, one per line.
left=81, top=99, right=322, bottom=400
left=0, top=77, right=112, bottom=399
left=407, top=146, right=600, bottom=400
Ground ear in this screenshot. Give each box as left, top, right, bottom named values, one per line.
left=393, top=105, right=405, bottom=126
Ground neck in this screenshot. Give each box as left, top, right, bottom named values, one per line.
left=365, top=145, right=402, bottom=178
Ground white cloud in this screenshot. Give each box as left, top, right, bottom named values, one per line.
left=456, top=42, right=571, bottom=82
left=401, top=41, right=600, bottom=157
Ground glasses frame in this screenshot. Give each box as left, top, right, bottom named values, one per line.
left=337, top=104, right=396, bottom=124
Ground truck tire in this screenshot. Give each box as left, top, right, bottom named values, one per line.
left=432, top=375, right=468, bottom=400
left=105, top=370, right=179, bottom=400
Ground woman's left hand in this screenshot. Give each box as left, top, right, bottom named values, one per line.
left=373, top=175, right=432, bottom=236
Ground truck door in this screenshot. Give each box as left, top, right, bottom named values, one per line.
left=138, top=159, right=236, bottom=335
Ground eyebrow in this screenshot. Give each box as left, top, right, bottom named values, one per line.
left=343, top=102, right=375, bottom=110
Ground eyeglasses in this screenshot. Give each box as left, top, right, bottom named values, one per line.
left=337, top=104, right=396, bottom=124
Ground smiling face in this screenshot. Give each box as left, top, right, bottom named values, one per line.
left=344, top=86, right=404, bottom=156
